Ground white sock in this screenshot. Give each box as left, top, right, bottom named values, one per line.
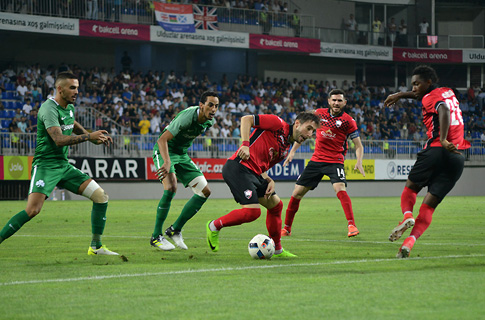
left=209, top=221, right=218, bottom=231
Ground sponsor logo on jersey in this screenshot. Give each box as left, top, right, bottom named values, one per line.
left=269, top=147, right=279, bottom=161
left=244, top=189, right=252, bottom=199
left=321, top=129, right=336, bottom=139
left=60, top=124, right=74, bottom=131
left=36, top=180, right=45, bottom=188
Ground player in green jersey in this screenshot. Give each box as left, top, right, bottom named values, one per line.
left=0, top=72, right=118, bottom=256
left=151, top=91, right=219, bottom=250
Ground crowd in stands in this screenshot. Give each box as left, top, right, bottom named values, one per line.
left=1, top=63, right=485, bottom=146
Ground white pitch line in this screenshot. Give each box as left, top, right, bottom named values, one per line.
left=1, top=254, right=484, bottom=287
left=14, top=234, right=485, bottom=247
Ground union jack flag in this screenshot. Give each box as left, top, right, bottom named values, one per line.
left=193, top=5, right=219, bottom=30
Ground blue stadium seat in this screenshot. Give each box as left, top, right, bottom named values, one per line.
left=6, top=83, right=15, bottom=91
left=1, top=91, right=6, bottom=99
left=1, top=119, right=11, bottom=127
left=0, top=110, right=7, bottom=117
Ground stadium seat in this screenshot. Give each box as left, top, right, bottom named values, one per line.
left=1, top=91, right=6, bottom=99
left=1, top=119, right=11, bottom=127
left=6, top=83, right=15, bottom=91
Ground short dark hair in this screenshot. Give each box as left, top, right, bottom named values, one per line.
left=55, top=71, right=77, bottom=86
left=200, top=91, right=219, bottom=104
left=295, top=112, right=320, bottom=126
left=413, top=65, right=438, bottom=83
left=328, top=89, right=346, bottom=98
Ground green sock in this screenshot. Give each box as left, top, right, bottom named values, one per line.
left=153, top=190, right=175, bottom=238
left=0, top=210, right=31, bottom=242
left=91, top=202, right=108, bottom=249
left=172, top=195, right=207, bottom=231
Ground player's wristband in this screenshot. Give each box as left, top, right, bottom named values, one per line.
left=241, top=141, right=249, bottom=147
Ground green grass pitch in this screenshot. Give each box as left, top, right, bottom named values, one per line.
left=1, top=196, right=484, bottom=319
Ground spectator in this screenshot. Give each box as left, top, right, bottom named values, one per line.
left=17, top=116, right=28, bottom=133
left=419, top=18, right=429, bottom=47
left=259, top=6, right=271, bottom=35
left=372, top=17, right=382, bottom=45
left=387, top=17, right=397, bottom=46
left=22, top=98, right=33, bottom=115
left=291, top=9, right=301, bottom=37
left=345, top=13, right=358, bottom=44
left=138, top=114, right=151, bottom=135
left=398, top=19, right=408, bottom=46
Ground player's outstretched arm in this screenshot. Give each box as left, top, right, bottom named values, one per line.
left=352, top=136, right=366, bottom=177
left=47, top=125, right=112, bottom=147
left=73, top=121, right=113, bottom=146
left=283, top=142, right=301, bottom=166
left=384, top=91, right=416, bottom=107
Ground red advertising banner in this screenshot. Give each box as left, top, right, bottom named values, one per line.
left=249, top=34, right=320, bottom=53
left=393, top=48, right=462, bottom=63
left=79, top=20, right=150, bottom=41
left=146, top=157, right=226, bottom=181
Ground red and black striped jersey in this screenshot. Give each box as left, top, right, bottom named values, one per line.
left=422, top=87, right=469, bottom=150
left=229, top=114, right=292, bottom=175
left=310, top=108, right=359, bottom=164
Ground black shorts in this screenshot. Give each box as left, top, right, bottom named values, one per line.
left=222, top=159, right=274, bottom=205
left=296, top=161, right=347, bottom=190
left=408, top=147, right=465, bottom=201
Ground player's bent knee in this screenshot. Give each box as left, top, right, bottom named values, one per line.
left=81, top=180, right=108, bottom=203
left=189, top=176, right=209, bottom=198
left=91, top=188, right=109, bottom=203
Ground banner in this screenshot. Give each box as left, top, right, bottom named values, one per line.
left=249, top=34, right=320, bottom=53
left=154, top=2, right=195, bottom=33
left=306, top=159, right=375, bottom=181
left=193, top=5, right=218, bottom=30
left=0, top=12, right=78, bottom=35
left=150, top=26, right=248, bottom=48
left=3, top=156, right=31, bottom=180
left=462, top=49, right=485, bottom=63
left=79, top=20, right=150, bottom=41
left=267, top=159, right=305, bottom=181
left=375, top=160, right=415, bottom=180
left=68, top=158, right=145, bottom=181
left=312, top=42, right=392, bottom=61
left=147, top=157, right=226, bottom=181
left=393, top=48, right=462, bottom=63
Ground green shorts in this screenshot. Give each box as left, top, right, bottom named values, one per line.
left=29, top=163, right=91, bottom=197
left=153, top=151, right=203, bottom=187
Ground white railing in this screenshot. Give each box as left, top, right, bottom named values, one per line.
left=2, top=132, right=484, bottom=164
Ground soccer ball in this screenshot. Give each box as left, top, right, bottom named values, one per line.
left=248, top=234, right=275, bottom=259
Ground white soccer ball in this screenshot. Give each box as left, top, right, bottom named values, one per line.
left=248, top=234, right=275, bottom=259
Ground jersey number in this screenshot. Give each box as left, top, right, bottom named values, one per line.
left=444, top=97, right=463, bottom=126
left=337, top=167, right=346, bottom=179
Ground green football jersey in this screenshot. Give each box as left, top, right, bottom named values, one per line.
left=33, top=98, right=75, bottom=167
left=154, top=106, right=214, bottom=155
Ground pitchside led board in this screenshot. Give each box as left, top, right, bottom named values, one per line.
left=2, top=156, right=33, bottom=180
left=303, top=159, right=375, bottom=181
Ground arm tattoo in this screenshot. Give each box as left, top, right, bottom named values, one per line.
left=47, top=126, right=90, bottom=146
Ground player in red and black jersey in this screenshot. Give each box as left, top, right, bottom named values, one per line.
left=385, top=65, right=470, bottom=258
left=206, top=112, right=320, bottom=257
left=281, top=89, right=366, bottom=238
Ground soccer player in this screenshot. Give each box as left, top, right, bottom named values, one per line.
left=384, top=65, right=470, bottom=258
left=281, top=89, right=365, bottom=238
left=0, top=72, right=118, bottom=256
left=151, top=91, right=219, bottom=250
left=206, top=112, right=320, bottom=257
